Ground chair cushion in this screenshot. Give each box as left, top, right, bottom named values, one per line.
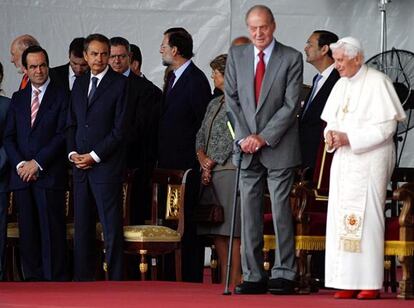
left=263, top=213, right=274, bottom=235
left=304, top=212, right=327, bottom=236
left=385, top=217, right=399, bottom=241
left=7, top=222, right=19, bottom=238
left=124, top=225, right=181, bottom=242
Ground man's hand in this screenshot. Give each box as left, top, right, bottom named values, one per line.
left=240, top=134, right=266, bottom=154
left=325, top=130, right=349, bottom=150
left=18, top=160, right=39, bottom=182
left=74, top=154, right=95, bottom=169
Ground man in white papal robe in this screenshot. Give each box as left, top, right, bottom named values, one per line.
left=320, top=37, right=406, bottom=300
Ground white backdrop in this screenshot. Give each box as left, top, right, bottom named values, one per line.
left=1, top=0, right=414, bottom=164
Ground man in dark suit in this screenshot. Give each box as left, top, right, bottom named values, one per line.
left=49, top=37, right=89, bottom=94
left=4, top=46, right=68, bottom=281
left=67, top=33, right=128, bottom=281
left=158, top=28, right=211, bottom=282
left=0, top=61, right=11, bottom=281
left=109, top=37, right=162, bottom=226
left=225, top=5, right=303, bottom=294
left=300, top=30, right=339, bottom=289
left=301, top=30, right=339, bottom=177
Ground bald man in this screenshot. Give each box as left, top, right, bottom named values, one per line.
left=10, top=34, right=40, bottom=90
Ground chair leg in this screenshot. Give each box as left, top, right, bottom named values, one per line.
left=397, top=255, right=414, bottom=299
left=296, top=249, right=311, bottom=294
left=151, top=257, right=157, bottom=280
left=263, top=248, right=271, bottom=273
left=210, top=244, right=220, bottom=284
left=175, top=248, right=182, bottom=282
left=139, top=250, right=148, bottom=281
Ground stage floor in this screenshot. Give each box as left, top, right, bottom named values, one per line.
left=0, top=281, right=412, bottom=308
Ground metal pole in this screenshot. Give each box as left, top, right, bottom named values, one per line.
left=223, top=149, right=243, bottom=295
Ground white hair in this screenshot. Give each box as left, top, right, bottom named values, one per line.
left=330, top=39, right=364, bottom=60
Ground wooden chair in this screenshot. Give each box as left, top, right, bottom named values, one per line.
left=383, top=168, right=414, bottom=299
left=5, top=191, right=22, bottom=281
left=122, top=168, right=191, bottom=281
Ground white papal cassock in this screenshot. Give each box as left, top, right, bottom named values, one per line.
left=321, top=64, right=406, bottom=290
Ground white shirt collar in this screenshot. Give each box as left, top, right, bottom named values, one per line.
left=123, top=68, right=131, bottom=77
left=68, top=64, right=76, bottom=90
left=172, top=59, right=192, bottom=87
left=254, top=39, right=275, bottom=71
left=31, top=77, right=50, bottom=104
left=320, top=63, right=335, bottom=79
left=90, top=65, right=109, bottom=86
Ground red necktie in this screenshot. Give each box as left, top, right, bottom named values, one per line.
left=255, top=51, right=265, bottom=104
left=31, top=89, right=40, bottom=127
left=20, top=74, right=29, bottom=90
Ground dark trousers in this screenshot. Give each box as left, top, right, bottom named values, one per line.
left=0, top=192, right=6, bottom=280
left=14, top=187, right=67, bottom=281
left=73, top=178, right=123, bottom=281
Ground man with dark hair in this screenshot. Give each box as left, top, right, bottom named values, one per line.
left=50, top=37, right=89, bottom=93
left=129, top=44, right=142, bottom=77
left=4, top=46, right=68, bottom=281
left=109, top=36, right=161, bottom=227
left=300, top=30, right=339, bottom=289
left=158, top=27, right=211, bottom=282
left=67, top=33, right=128, bottom=281
left=301, top=30, right=339, bottom=176
left=0, top=61, right=11, bottom=281
left=9, top=34, right=40, bottom=90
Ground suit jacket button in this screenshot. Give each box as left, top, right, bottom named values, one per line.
left=85, top=124, right=89, bottom=128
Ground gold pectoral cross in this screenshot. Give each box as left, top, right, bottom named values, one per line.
left=341, top=98, right=349, bottom=120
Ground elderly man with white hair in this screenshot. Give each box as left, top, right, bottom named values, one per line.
left=321, top=37, right=406, bottom=299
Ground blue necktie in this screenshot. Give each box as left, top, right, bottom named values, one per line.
left=302, top=74, right=322, bottom=117
left=88, top=77, right=99, bottom=104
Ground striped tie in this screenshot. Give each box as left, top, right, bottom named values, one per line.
left=31, top=89, right=40, bottom=127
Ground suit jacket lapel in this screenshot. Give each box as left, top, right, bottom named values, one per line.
left=242, top=46, right=256, bottom=115
left=22, top=85, right=32, bottom=130
left=256, top=40, right=282, bottom=114
left=31, top=84, right=54, bottom=130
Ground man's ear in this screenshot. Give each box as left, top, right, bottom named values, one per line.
left=321, top=45, right=330, bottom=56
left=171, top=46, right=178, bottom=57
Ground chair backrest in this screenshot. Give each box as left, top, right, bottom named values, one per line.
left=150, top=168, right=191, bottom=236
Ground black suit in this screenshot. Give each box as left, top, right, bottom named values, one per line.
left=4, top=81, right=68, bottom=281
left=67, top=67, right=128, bottom=281
left=158, top=61, right=211, bottom=282
left=125, top=71, right=162, bottom=225
left=299, top=69, right=340, bottom=172
left=49, top=63, right=71, bottom=95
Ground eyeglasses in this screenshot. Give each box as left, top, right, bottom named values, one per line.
left=109, top=54, right=128, bottom=60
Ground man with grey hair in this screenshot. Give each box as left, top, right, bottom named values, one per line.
left=226, top=4, right=302, bottom=294
left=9, top=34, right=40, bottom=90
left=321, top=37, right=406, bottom=299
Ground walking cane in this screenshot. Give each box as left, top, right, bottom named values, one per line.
left=223, top=116, right=242, bottom=295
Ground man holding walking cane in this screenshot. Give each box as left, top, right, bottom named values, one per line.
left=225, top=4, right=303, bottom=295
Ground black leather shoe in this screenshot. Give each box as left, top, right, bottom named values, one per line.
left=268, top=278, right=296, bottom=295
left=234, top=281, right=268, bottom=294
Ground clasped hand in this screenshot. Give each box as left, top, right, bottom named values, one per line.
left=240, top=134, right=266, bottom=154
left=17, top=160, right=39, bottom=182
left=325, top=130, right=349, bottom=150
left=71, top=153, right=94, bottom=169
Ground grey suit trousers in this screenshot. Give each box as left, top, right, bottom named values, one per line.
left=239, top=155, right=296, bottom=282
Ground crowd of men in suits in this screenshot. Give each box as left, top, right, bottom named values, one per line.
left=0, top=4, right=341, bottom=291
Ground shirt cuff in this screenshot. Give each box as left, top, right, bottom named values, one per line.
left=16, top=161, right=26, bottom=171
left=90, top=151, right=101, bottom=163
left=68, top=151, right=78, bottom=162
left=33, top=160, right=43, bottom=171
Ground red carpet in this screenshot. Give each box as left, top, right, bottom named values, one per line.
left=0, top=281, right=412, bottom=308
